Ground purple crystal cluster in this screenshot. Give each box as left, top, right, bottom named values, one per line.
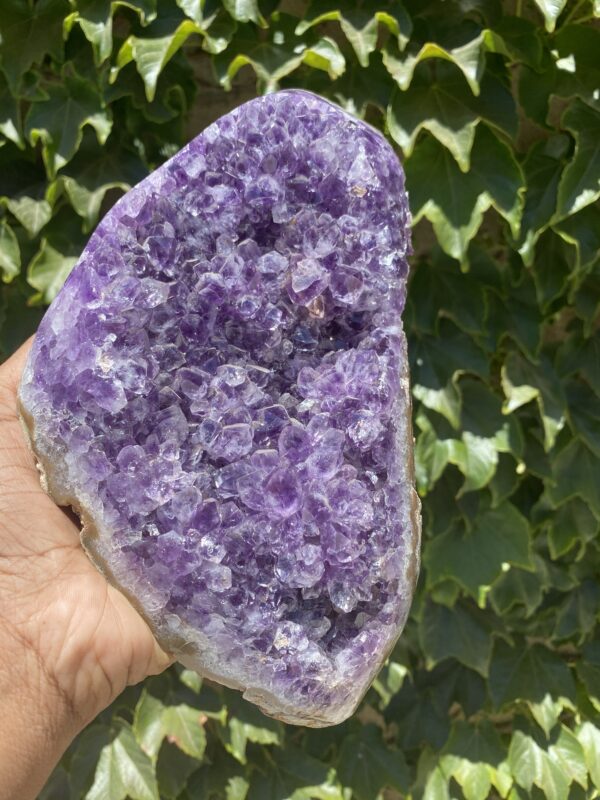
left=19, top=90, right=420, bottom=726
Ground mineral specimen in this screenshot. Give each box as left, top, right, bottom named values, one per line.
left=18, top=90, right=420, bottom=726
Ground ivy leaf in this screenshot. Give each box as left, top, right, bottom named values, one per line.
left=222, top=696, right=283, bottom=764
left=156, top=741, right=198, bottom=799
left=133, top=690, right=166, bottom=761
left=577, top=721, right=600, bottom=789
left=25, top=68, right=112, bottom=177
left=222, top=0, right=265, bottom=27
left=296, top=0, right=412, bottom=68
left=553, top=24, right=600, bottom=111
left=546, top=498, right=599, bottom=560
left=483, top=16, right=543, bottom=68
left=0, top=74, right=23, bottom=147
left=86, top=723, right=159, bottom=800
left=0, top=0, right=68, bottom=92
left=246, top=745, right=334, bottom=800
left=556, top=99, right=600, bottom=220
left=554, top=580, right=600, bottom=643
left=502, top=351, right=566, bottom=451
left=27, top=239, right=78, bottom=303
left=387, top=66, right=517, bottom=171
left=516, top=141, right=564, bottom=266
left=115, top=17, right=200, bottom=102
left=489, top=555, right=548, bottom=619
left=489, top=640, right=576, bottom=710
left=559, top=331, right=600, bottom=395
left=60, top=134, right=147, bottom=229
left=420, top=598, right=495, bottom=676
left=566, top=380, right=600, bottom=457
left=410, top=319, right=488, bottom=428
left=425, top=503, right=532, bottom=601
left=0, top=220, right=21, bottom=282
left=532, top=0, right=567, bottom=32
left=405, top=125, right=524, bottom=265
left=553, top=204, right=600, bottom=273
left=509, top=730, right=570, bottom=800
left=214, top=17, right=345, bottom=91
left=337, top=724, right=410, bottom=799
left=407, top=251, right=487, bottom=336
left=161, top=704, right=207, bottom=760
left=383, top=30, right=485, bottom=95
left=546, top=437, right=600, bottom=517
left=440, top=721, right=511, bottom=800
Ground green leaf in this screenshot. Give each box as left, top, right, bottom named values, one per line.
left=0, top=0, right=69, bottom=92
left=532, top=0, right=567, bottom=32
left=25, top=68, right=112, bottom=177
left=490, top=555, right=548, bottom=618
left=425, top=503, right=532, bottom=601
left=440, top=721, right=511, bottom=800
left=133, top=690, right=166, bottom=761
left=577, top=721, right=600, bottom=789
left=502, top=351, right=566, bottom=451
left=407, top=251, right=487, bottom=335
left=411, top=319, right=488, bottom=428
left=246, top=745, right=335, bottom=800
left=0, top=74, right=22, bottom=147
left=553, top=204, right=600, bottom=273
left=420, top=598, right=495, bottom=676
left=337, top=724, right=410, bottom=799
left=483, top=16, right=543, bottom=67
left=566, top=379, right=600, bottom=457
left=546, top=437, right=600, bottom=517
left=297, top=0, right=412, bottom=68
left=546, top=498, right=599, bottom=559
left=554, top=580, right=600, bottom=643
left=516, top=141, right=564, bottom=266
left=222, top=0, right=265, bottom=26
left=509, top=730, right=570, bottom=800
left=162, top=704, right=207, bottom=760
left=489, top=640, right=576, bottom=710
left=559, top=331, right=600, bottom=395
left=115, top=17, right=200, bottom=101
left=6, top=196, right=52, bottom=237
left=86, top=723, right=159, bottom=800
left=383, top=30, right=485, bottom=95
left=156, top=741, right=198, bottom=799
left=223, top=696, right=283, bottom=764
left=0, top=220, right=20, bottom=281
left=27, top=239, right=78, bottom=303
left=405, top=125, right=524, bottom=265
left=387, top=66, right=517, bottom=171
left=553, top=24, right=600, bottom=111
left=60, top=134, right=147, bottom=229
left=556, top=100, right=600, bottom=220
left=214, top=16, right=345, bottom=91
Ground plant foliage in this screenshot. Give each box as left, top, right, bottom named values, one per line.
left=1, top=0, right=599, bottom=797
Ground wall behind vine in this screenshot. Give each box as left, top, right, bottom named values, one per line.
left=1, top=0, right=599, bottom=798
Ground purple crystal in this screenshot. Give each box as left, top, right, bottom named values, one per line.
left=18, top=90, right=420, bottom=726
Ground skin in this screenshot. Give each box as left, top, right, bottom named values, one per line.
left=0, top=341, right=173, bottom=800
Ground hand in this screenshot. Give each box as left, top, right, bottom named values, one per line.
left=0, top=340, right=173, bottom=800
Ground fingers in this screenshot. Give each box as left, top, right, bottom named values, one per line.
left=0, top=338, right=33, bottom=398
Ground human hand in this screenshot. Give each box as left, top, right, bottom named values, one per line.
left=0, top=340, right=173, bottom=800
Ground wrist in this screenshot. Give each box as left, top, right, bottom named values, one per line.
left=0, top=620, right=81, bottom=800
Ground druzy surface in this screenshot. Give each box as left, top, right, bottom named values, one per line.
left=19, top=90, right=420, bottom=726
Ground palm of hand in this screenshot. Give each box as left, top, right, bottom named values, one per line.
left=0, top=343, right=171, bottom=729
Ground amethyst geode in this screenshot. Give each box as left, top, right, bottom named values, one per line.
left=19, top=90, right=420, bottom=726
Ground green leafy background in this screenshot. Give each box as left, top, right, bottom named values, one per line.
left=1, top=0, right=599, bottom=797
